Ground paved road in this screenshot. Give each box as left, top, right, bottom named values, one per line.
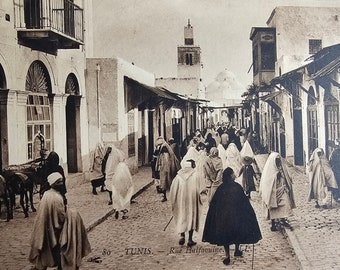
left=80, top=183, right=300, bottom=270
left=2, top=154, right=340, bottom=269
left=281, top=164, right=340, bottom=270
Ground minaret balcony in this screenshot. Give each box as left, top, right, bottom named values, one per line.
left=14, top=0, right=84, bottom=55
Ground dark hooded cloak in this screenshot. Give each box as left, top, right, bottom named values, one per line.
left=202, top=168, right=262, bottom=246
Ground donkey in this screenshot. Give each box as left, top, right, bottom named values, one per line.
left=1, top=161, right=43, bottom=219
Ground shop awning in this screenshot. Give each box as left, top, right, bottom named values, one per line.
left=260, top=91, right=282, bottom=114
left=124, top=77, right=177, bottom=112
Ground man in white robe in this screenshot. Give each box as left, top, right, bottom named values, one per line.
left=170, top=150, right=201, bottom=247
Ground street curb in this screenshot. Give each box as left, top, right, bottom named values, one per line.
left=85, top=179, right=155, bottom=233
left=283, top=159, right=310, bottom=270
left=282, top=228, right=311, bottom=270
left=257, top=154, right=309, bottom=270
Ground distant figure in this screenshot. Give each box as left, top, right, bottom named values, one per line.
left=205, top=132, right=217, bottom=153
left=239, top=156, right=257, bottom=199
left=155, top=137, right=181, bottom=202
left=180, top=134, right=193, bottom=159
left=195, top=143, right=213, bottom=197
left=307, top=148, right=338, bottom=208
left=260, top=152, right=295, bottom=231
left=101, top=146, right=112, bottom=191
left=168, top=137, right=181, bottom=161
left=105, top=145, right=134, bottom=219
left=240, top=140, right=261, bottom=177
left=202, top=168, right=262, bottom=266
left=330, top=140, right=340, bottom=201
left=89, top=142, right=106, bottom=195
left=205, top=147, right=223, bottom=203
left=218, top=133, right=229, bottom=169
left=151, top=138, right=163, bottom=193
left=40, top=151, right=67, bottom=205
left=225, top=142, right=242, bottom=175
left=212, top=131, right=221, bottom=146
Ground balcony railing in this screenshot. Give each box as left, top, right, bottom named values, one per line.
left=14, top=0, right=84, bottom=43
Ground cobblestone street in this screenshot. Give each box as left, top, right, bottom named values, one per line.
left=80, top=180, right=300, bottom=270
left=1, top=155, right=340, bottom=269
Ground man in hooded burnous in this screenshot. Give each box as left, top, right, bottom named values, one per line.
left=155, top=137, right=181, bottom=202
left=29, top=172, right=91, bottom=270
left=170, top=145, right=201, bottom=248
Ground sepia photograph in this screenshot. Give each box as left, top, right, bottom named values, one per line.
left=0, top=0, right=340, bottom=269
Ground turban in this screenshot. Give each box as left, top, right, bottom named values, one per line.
left=47, top=172, right=63, bottom=186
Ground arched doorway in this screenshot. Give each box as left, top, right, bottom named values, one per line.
left=0, top=64, right=7, bottom=169
left=307, top=86, right=318, bottom=158
left=65, top=73, right=80, bottom=173
left=26, top=61, right=52, bottom=161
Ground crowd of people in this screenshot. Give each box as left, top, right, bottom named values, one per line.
left=151, top=125, right=265, bottom=265
left=27, top=123, right=340, bottom=268
left=151, top=124, right=340, bottom=266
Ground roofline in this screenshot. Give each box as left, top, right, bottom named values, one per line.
left=249, top=27, right=275, bottom=40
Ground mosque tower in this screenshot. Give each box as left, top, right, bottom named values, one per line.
left=177, top=19, right=202, bottom=80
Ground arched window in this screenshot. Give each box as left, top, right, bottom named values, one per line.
left=65, top=73, right=79, bottom=95
left=0, top=64, right=6, bottom=89
left=26, top=61, right=52, bottom=160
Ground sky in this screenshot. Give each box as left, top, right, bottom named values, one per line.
left=92, top=0, right=340, bottom=89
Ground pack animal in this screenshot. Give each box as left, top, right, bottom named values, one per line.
left=1, top=163, right=43, bottom=220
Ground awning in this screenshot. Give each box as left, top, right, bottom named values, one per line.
left=124, top=77, right=177, bottom=112
left=260, top=91, right=282, bottom=114
left=310, top=56, right=340, bottom=80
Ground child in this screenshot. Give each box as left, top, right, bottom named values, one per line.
left=239, top=156, right=257, bottom=199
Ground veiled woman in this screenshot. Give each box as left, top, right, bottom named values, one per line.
left=217, top=133, right=228, bottom=169
left=89, top=142, right=106, bottom=195
left=202, top=168, right=262, bottom=265
left=194, top=142, right=214, bottom=197
left=155, top=137, right=181, bottom=202
left=259, top=152, right=295, bottom=231
left=206, top=147, right=223, bottom=203
left=307, top=148, right=338, bottom=208
left=105, top=144, right=134, bottom=219
left=240, top=140, right=261, bottom=176
left=225, top=142, right=242, bottom=176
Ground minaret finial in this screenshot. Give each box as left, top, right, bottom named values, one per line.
left=188, top=19, right=191, bottom=27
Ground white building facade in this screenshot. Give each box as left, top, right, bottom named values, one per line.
left=0, top=0, right=89, bottom=175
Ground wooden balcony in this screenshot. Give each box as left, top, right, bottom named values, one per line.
left=14, top=0, right=84, bottom=55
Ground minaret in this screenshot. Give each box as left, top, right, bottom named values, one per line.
left=177, top=19, right=202, bottom=79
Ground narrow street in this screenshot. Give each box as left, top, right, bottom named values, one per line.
left=80, top=180, right=299, bottom=270
left=2, top=154, right=340, bottom=269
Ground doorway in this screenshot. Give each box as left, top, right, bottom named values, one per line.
left=65, top=74, right=80, bottom=173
